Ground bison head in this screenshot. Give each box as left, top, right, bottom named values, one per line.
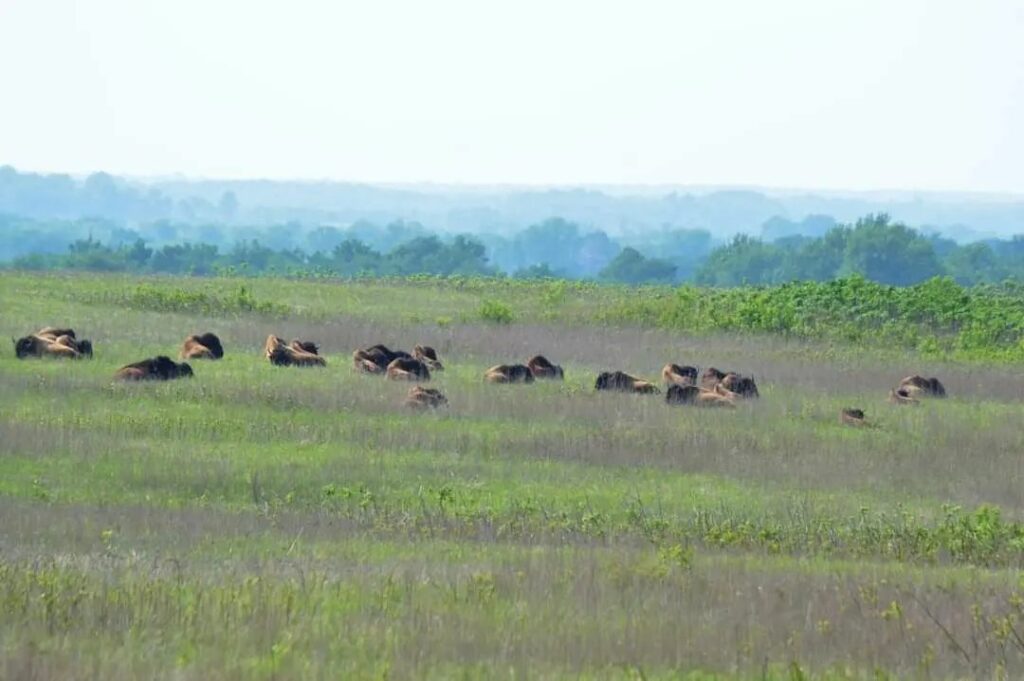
left=13, top=336, right=38, bottom=358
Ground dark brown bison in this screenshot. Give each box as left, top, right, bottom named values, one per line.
left=265, top=335, right=326, bottom=367
left=700, top=367, right=727, bottom=390
left=386, top=357, right=431, bottom=381
left=352, top=344, right=411, bottom=374
left=180, top=332, right=224, bottom=360
left=662, top=363, right=698, bottom=387
left=888, top=388, right=920, bottom=406
left=898, top=375, right=946, bottom=398
left=405, top=386, right=448, bottom=410
left=485, top=364, right=535, bottom=384
left=115, top=355, right=194, bottom=381
left=665, top=384, right=735, bottom=408
left=13, top=332, right=92, bottom=359
left=527, top=355, right=564, bottom=379
left=413, top=345, right=444, bottom=371
left=720, top=372, right=759, bottom=398
left=840, top=408, right=867, bottom=426
left=595, top=371, right=660, bottom=394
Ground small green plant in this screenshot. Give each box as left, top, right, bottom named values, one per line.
left=478, top=298, right=514, bottom=324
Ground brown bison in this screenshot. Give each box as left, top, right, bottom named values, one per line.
left=352, top=344, right=411, bottom=374
left=898, top=375, right=946, bottom=398
left=485, top=364, right=535, bottom=384
left=595, top=371, right=660, bottom=394
left=35, top=327, right=78, bottom=341
left=665, top=384, right=735, bottom=408
left=840, top=408, right=867, bottom=426
left=888, top=388, right=920, bottom=406
left=180, top=332, right=224, bottom=360
left=405, top=386, right=448, bottom=410
left=265, top=335, right=326, bottom=367
left=700, top=367, right=727, bottom=390
left=413, top=345, right=444, bottom=371
left=662, top=363, right=698, bottom=387
left=13, top=331, right=92, bottom=359
left=115, top=355, right=194, bottom=381
left=527, top=354, right=564, bottom=379
left=720, top=372, right=759, bottom=398
left=386, top=357, right=431, bottom=381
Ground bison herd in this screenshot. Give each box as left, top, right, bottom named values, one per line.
left=12, top=324, right=950, bottom=421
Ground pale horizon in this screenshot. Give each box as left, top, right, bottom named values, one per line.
left=2, top=0, right=1022, bottom=193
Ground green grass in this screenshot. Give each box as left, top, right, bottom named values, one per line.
left=4, top=271, right=1024, bottom=679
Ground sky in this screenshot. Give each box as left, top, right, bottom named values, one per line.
left=1, top=0, right=1022, bottom=192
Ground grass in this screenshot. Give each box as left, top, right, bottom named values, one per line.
left=3, top=271, right=1024, bottom=679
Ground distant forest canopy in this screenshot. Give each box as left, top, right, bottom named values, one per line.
left=4, top=166, right=1024, bottom=286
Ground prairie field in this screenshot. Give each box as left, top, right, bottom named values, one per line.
left=3, top=272, right=1024, bottom=680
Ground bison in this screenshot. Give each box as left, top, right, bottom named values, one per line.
left=840, top=408, right=867, bottom=426
left=720, top=372, right=759, bottom=398
left=13, top=332, right=91, bottom=359
left=180, top=332, right=224, bottom=360
left=700, top=367, right=727, bottom=390
left=888, top=388, right=920, bottom=406
left=595, top=371, right=660, bottom=394
left=35, top=327, right=77, bottom=341
left=484, top=364, right=535, bottom=384
left=665, top=384, right=735, bottom=408
left=352, top=344, right=411, bottom=374
left=413, top=345, right=444, bottom=371
left=265, top=335, right=326, bottom=367
left=661, top=363, right=698, bottom=387
left=115, top=355, right=193, bottom=381
left=527, top=354, right=564, bottom=379
left=405, top=385, right=448, bottom=410
left=386, top=357, right=431, bottom=381
left=898, top=375, right=946, bottom=398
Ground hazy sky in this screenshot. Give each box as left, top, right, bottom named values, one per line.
left=1, top=1, right=1022, bottom=191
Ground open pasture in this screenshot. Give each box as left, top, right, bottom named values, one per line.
left=3, top=272, right=1024, bottom=679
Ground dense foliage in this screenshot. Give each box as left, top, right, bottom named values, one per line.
left=8, top=211, right=1024, bottom=287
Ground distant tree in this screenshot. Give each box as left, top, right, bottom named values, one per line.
left=599, top=247, right=677, bottom=284
left=839, top=214, right=942, bottom=285
left=943, top=242, right=1002, bottom=285
left=695, top=235, right=785, bottom=286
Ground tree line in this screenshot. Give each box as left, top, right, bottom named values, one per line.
left=6, top=212, right=1024, bottom=287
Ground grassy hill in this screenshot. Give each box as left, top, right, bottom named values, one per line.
left=3, top=272, right=1024, bottom=679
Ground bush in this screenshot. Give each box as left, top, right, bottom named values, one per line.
left=478, top=298, right=514, bottom=324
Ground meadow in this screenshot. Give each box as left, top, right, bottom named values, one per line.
left=3, top=271, right=1024, bottom=679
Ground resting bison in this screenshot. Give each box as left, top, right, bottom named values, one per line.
left=527, top=354, right=564, bottom=379
left=413, top=345, right=444, bottom=371
left=265, top=335, right=326, bottom=367
left=665, top=384, right=735, bottom=408
left=662, top=363, right=698, bottom=387
left=180, top=332, right=224, bottom=360
left=700, top=367, right=727, bottom=390
left=888, top=388, right=920, bottom=406
left=898, top=375, right=946, bottom=398
left=352, top=344, right=411, bottom=374
left=13, top=331, right=92, bottom=359
left=115, top=355, right=193, bottom=381
left=35, top=327, right=77, bottom=341
left=595, top=371, right=659, bottom=394
left=720, top=372, right=759, bottom=398
left=405, top=386, right=448, bottom=410
left=386, top=357, right=431, bottom=381
left=840, top=408, right=867, bottom=426
left=484, top=364, right=535, bottom=384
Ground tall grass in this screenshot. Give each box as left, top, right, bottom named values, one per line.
left=3, top=271, right=1024, bottom=679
